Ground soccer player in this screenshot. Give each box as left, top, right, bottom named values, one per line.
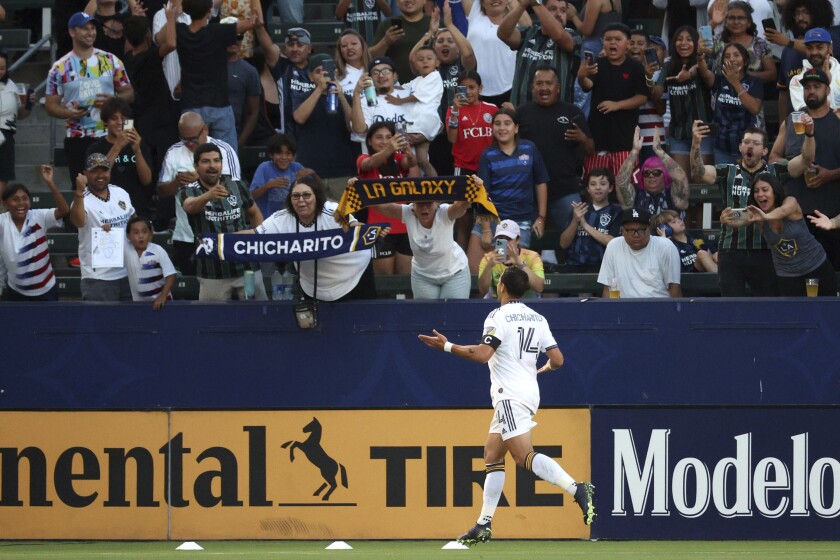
left=418, top=266, right=595, bottom=546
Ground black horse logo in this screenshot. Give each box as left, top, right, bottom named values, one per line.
left=281, top=417, right=349, bottom=501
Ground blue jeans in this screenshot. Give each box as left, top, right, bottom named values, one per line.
left=276, top=0, right=303, bottom=23
left=411, top=266, right=471, bottom=299
left=184, top=105, right=238, bottom=151
left=547, top=192, right=581, bottom=233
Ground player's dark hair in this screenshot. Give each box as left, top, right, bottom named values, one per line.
left=268, top=133, right=297, bottom=155
left=286, top=172, right=328, bottom=219
left=499, top=267, right=529, bottom=299
left=748, top=173, right=786, bottom=209
left=127, top=215, right=153, bottom=236
left=2, top=182, right=30, bottom=202
left=194, top=143, right=223, bottom=165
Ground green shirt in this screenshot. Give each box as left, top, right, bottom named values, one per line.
left=510, top=25, right=581, bottom=107
left=372, top=16, right=431, bottom=86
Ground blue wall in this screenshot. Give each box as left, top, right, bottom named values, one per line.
left=2, top=299, right=839, bottom=409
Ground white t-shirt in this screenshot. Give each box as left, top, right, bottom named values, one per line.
left=401, top=203, right=467, bottom=279
left=404, top=72, right=444, bottom=140
left=467, top=1, right=516, bottom=96
left=75, top=186, right=135, bottom=281
left=152, top=8, right=192, bottom=99
left=158, top=136, right=241, bottom=243
left=362, top=87, right=413, bottom=130
left=483, top=301, right=558, bottom=412
left=255, top=201, right=371, bottom=301
left=125, top=241, right=177, bottom=301
left=0, top=209, right=63, bottom=296
left=597, top=235, right=681, bottom=298
left=0, top=80, right=21, bottom=132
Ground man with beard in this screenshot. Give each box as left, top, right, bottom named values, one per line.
left=692, top=120, right=814, bottom=296
left=498, top=0, right=578, bottom=106
left=516, top=66, right=593, bottom=237
left=350, top=56, right=412, bottom=135
left=69, top=153, right=135, bottom=301
left=770, top=68, right=840, bottom=269
left=789, top=28, right=840, bottom=112
left=179, top=143, right=264, bottom=301
left=769, top=0, right=836, bottom=121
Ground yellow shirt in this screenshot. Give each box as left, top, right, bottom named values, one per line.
left=477, top=248, right=545, bottom=299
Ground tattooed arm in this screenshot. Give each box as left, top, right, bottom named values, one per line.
left=651, top=127, right=689, bottom=210
left=615, top=126, right=643, bottom=209
left=690, top=120, right=717, bottom=184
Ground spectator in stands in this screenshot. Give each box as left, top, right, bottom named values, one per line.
left=220, top=0, right=256, bottom=58
left=616, top=126, right=690, bottom=216
left=0, top=166, right=70, bottom=301
left=709, top=42, right=764, bottom=164
left=337, top=0, right=391, bottom=45
left=69, top=153, right=135, bottom=301
left=517, top=65, right=593, bottom=240
left=253, top=173, right=377, bottom=301
left=157, top=111, right=241, bottom=274
left=770, top=68, right=840, bottom=269
left=369, top=0, right=431, bottom=84
left=651, top=209, right=718, bottom=273
left=477, top=219, right=544, bottom=298
left=45, top=11, right=134, bottom=188
left=723, top=173, right=836, bottom=295
left=54, top=1, right=92, bottom=57
left=250, top=133, right=303, bottom=219
left=86, top=97, right=154, bottom=219
left=461, top=0, right=526, bottom=106
left=357, top=121, right=418, bottom=276
left=222, top=19, right=262, bottom=149
left=665, top=26, right=714, bottom=176
left=336, top=29, right=372, bottom=101
left=124, top=215, right=177, bottom=308
left=425, top=0, right=468, bottom=37
left=709, top=1, right=777, bottom=84
left=597, top=208, right=682, bottom=298
left=576, top=23, right=647, bottom=178
left=565, top=0, right=620, bottom=59
left=175, top=0, right=258, bottom=150
left=180, top=142, right=265, bottom=301
left=770, top=0, right=831, bottom=121
left=419, top=3, right=475, bottom=176
left=627, top=29, right=666, bottom=163
left=469, top=107, right=549, bottom=273
left=351, top=56, right=412, bottom=136
left=371, top=185, right=472, bottom=299
left=252, top=47, right=282, bottom=132
left=291, top=52, right=359, bottom=201
left=152, top=0, right=214, bottom=100
left=86, top=0, right=129, bottom=59
left=252, top=15, right=313, bottom=137
left=383, top=46, right=444, bottom=176
left=499, top=0, right=578, bottom=107
left=692, top=120, right=813, bottom=296
left=559, top=167, right=621, bottom=272
left=0, top=52, right=35, bottom=192
left=789, top=28, right=840, bottom=112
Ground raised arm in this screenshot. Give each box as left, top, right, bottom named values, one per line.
left=251, top=0, right=281, bottom=67
left=614, top=127, right=642, bottom=209
left=418, top=328, right=496, bottom=364
left=650, top=127, right=689, bottom=210
left=690, top=120, right=717, bottom=184
left=443, top=1, right=475, bottom=69
left=42, top=165, right=70, bottom=219
left=785, top=114, right=814, bottom=178
left=497, top=0, right=528, bottom=49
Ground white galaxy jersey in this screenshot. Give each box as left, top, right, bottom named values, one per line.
left=125, top=242, right=176, bottom=301
left=482, top=301, right=558, bottom=412
left=75, top=186, right=134, bottom=281
left=0, top=209, right=63, bottom=296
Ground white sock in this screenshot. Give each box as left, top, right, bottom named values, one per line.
left=477, top=463, right=505, bottom=525
left=530, top=452, right=577, bottom=494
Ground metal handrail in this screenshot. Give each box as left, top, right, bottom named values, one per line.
left=8, top=33, right=52, bottom=74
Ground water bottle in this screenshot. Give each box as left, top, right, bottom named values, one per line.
left=326, top=84, right=339, bottom=114
left=243, top=270, right=255, bottom=300
left=280, top=267, right=294, bottom=300
left=271, top=269, right=284, bottom=301
left=364, top=83, right=378, bottom=107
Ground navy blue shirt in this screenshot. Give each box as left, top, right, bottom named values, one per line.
left=712, top=74, right=763, bottom=155
left=477, top=140, right=550, bottom=221
left=567, top=203, right=621, bottom=267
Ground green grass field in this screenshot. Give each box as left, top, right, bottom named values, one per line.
left=1, top=540, right=839, bottom=559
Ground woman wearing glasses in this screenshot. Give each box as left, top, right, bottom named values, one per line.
left=709, top=1, right=777, bottom=84
left=252, top=172, right=376, bottom=301
left=615, top=126, right=691, bottom=218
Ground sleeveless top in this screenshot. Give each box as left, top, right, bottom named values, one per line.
left=761, top=217, right=826, bottom=277
left=586, top=0, right=621, bottom=40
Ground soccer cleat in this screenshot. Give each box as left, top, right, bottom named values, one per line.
left=574, top=482, right=596, bottom=525
left=456, top=522, right=492, bottom=546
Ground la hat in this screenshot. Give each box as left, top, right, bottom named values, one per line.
left=494, top=219, right=521, bottom=239
left=801, top=67, right=831, bottom=85
left=85, top=153, right=111, bottom=171
left=68, top=12, right=94, bottom=30
left=804, top=28, right=832, bottom=44
left=285, top=27, right=311, bottom=45
left=368, top=56, right=396, bottom=73
left=620, top=208, right=651, bottom=226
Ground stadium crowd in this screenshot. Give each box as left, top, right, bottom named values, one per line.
left=2, top=0, right=840, bottom=302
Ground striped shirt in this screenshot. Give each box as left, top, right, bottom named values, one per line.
left=510, top=25, right=581, bottom=106
left=125, top=242, right=176, bottom=301
left=715, top=161, right=788, bottom=251
left=152, top=8, right=192, bottom=99
left=0, top=210, right=63, bottom=297
left=477, top=140, right=550, bottom=222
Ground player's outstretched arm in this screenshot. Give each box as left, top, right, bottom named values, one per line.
left=418, top=329, right=495, bottom=364
left=536, top=347, right=564, bottom=375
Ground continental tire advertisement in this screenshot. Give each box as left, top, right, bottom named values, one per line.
left=0, top=410, right=591, bottom=540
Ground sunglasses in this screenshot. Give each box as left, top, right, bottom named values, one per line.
left=643, top=169, right=664, bottom=177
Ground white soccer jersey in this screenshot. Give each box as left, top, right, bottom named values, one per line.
left=75, top=186, right=135, bottom=281
left=482, top=301, right=558, bottom=412
left=125, top=242, right=176, bottom=301
left=0, top=209, right=63, bottom=296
